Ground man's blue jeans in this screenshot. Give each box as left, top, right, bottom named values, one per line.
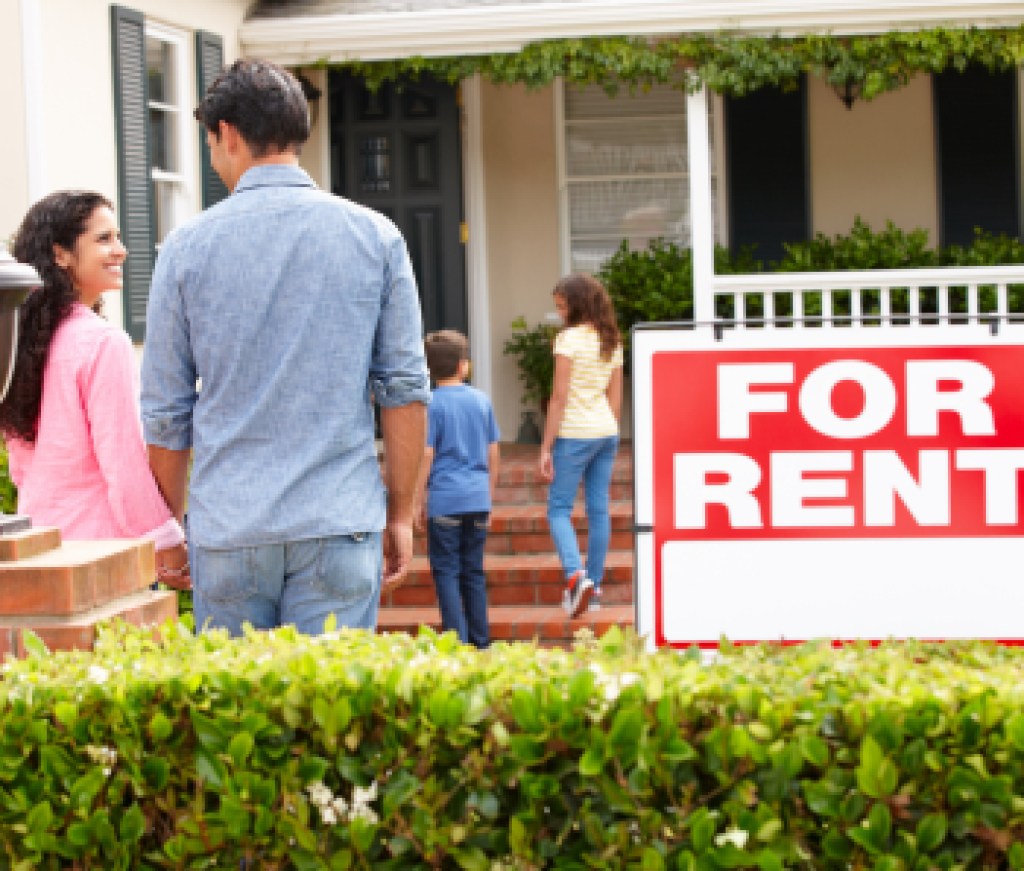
left=190, top=532, right=382, bottom=637
left=427, top=512, right=490, bottom=648
left=547, top=435, right=619, bottom=588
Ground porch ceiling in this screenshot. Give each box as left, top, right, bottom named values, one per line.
left=241, top=0, right=1024, bottom=65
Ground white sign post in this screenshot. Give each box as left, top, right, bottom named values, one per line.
left=632, top=324, right=1024, bottom=650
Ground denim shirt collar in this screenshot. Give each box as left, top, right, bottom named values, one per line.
left=233, top=163, right=316, bottom=195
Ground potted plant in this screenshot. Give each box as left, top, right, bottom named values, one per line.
left=503, top=317, right=558, bottom=443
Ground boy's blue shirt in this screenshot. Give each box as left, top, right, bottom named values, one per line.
left=426, top=384, right=500, bottom=517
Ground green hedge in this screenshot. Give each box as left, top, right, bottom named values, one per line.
left=600, top=221, right=1024, bottom=342
left=3, top=623, right=1024, bottom=869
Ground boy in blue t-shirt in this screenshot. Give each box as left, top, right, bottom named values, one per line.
left=414, top=330, right=500, bottom=648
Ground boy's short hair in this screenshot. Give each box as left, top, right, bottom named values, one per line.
left=425, top=330, right=469, bottom=381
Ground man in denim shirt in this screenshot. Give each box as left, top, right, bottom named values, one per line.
left=141, top=60, right=429, bottom=636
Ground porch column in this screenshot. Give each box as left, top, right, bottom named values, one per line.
left=462, top=74, right=492, bottom=396
left=687, top=84, right=715, bottom=323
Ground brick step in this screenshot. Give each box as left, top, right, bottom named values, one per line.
left=493, top=451, right=633, bottom=487
left=0, top=526, right=62, bottom=562
left=0, top=588, right=177, bottom=657
left=384, top=550, right=634, bottom=608
left=0, top=539, right=156, bottom=616
left=493, top=481, right=632, bottom=504
left=377, top=603, right=634, bottom=646
left=414, top=502, right=634, bottom=554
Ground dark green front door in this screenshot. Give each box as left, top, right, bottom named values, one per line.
left=328, top=72, right=466, bottom=335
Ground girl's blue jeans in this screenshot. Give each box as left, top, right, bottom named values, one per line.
left=546, top=435, right=619, bottom=587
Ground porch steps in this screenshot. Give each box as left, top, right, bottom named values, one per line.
left=377, top=442, right=636, bottom=646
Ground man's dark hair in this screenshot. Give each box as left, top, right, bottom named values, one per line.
left=194, top=59, right=310, bottom=156
left=425, top=330, right=469, bottom=382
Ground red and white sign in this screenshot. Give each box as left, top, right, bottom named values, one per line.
left=632, top=327, right=1024, bottom=648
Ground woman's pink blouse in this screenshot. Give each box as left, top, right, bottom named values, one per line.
left=6, top=305, right=183, bottom=549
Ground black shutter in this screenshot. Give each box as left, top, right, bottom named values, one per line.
left=111, top=5, right=154, bottom=342
left=196, top=31, right=229, bottom=208
left=724, top=78, right=810, bottom=265
left=935, top=65, right=1019, bottom=246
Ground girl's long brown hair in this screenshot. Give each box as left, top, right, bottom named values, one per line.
left=553, top=273, right=621, bottom=361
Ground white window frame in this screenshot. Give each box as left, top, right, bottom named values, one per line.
left=556, top=77, right=726, bottom=275
left=145, top=21, right=196, bottom=246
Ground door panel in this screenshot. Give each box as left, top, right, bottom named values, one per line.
left=329, top=72, right=466, bottom=335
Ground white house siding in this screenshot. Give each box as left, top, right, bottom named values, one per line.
left=808, top=73, right=938, bottom=240
left=1, top=1, right=31, bottom=244
left=481, top=81, right=563, bottom=438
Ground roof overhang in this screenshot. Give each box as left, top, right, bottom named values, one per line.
left=240, top=0, right=1024, bottom=66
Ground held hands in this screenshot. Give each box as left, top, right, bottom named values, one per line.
left=155, top=541, right=192, bottom=591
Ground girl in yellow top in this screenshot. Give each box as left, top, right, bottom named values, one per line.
left=538, top=273, right=623, bottom=617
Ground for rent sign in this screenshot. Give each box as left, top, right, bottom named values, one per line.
left=632, top=327, right=1024, bottom=648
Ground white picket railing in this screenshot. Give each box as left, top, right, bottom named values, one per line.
left=708, top=265, right=1024, bottom=330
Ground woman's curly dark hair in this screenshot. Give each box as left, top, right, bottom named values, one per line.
left=0, top=191, right=111, bottom=442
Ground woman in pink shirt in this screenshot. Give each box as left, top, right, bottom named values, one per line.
left=0, top=191, right=190, bottom=589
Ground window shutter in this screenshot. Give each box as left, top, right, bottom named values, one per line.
left=110, top=4, right=154, bottom=342
left=196, top=31, right=229, bottom=208
left=935, top=66, right=1019, bottom=246
left=724, top=79, right=809, bottom=264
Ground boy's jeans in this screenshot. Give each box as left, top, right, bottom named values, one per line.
left=547, top=435, right=619, bottom=587
left=190, top=533, right=382, bottom=637
left=427, top=512, right=490, bottom=648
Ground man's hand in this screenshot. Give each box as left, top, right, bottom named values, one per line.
left=382, top=519, right=414, bottom=592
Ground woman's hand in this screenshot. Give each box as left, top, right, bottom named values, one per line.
left=538, top=447, right=554, bottom=482
left=155, top=541, right=191, bottom=590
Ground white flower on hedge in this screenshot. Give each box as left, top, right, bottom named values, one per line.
left=84, top=745, right=118, bottom=767
left=349, top=803, right=379, bottom=825
left=87, top=665, right=110, bottom=683
left=352, top=782, right=377, bottom=805
left=306, top=781, right=333, bottom=807
left=714, top=828, right=749, bottom=849
left=331, top=796, right=349, bottom=816
left=319, top=805, right=338, bottom=826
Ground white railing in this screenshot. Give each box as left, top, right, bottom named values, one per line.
left=708, top=265, right=1024, bottom=330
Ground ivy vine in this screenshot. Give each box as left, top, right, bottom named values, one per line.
left=325, top=26, right=1024, bottom=98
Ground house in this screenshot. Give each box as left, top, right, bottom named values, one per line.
left=4, top=0, right=1024, bottom=438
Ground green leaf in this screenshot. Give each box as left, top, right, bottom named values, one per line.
left=195, top=747, right=226, bottom=788
left=148, top=711, right=173, bottom=742
left=227, top=731, right=255, bottom=766
left=915, top=812, right=947, bottom=852
left=609, top=706, right=644, bottom=748
left=26, top=800, right=53, bottom=834
left=642, top=847, right=665, bottom=871
left=21, top=630, right=49, bottom=659
left=119, top=803, right=146, bottom=843
left=54, top=701, right=77, bottom=728
left=799, top=733, right=830, bottom=767
left=142, top=757, right=170, bottom=790
left=579, top=747, right=605, bottom=777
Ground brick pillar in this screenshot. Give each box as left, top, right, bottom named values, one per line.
left=0, top=527, right=177, bottom=657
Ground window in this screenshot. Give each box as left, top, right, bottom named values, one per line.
left=146, top=24, right=194, bottom=247
left=111, top=5, right=225, bottom=341
left=558, top=80, right=721, bottom=274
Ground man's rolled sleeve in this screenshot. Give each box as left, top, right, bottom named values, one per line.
left=370, top=234, right=430, bottom=409
left=141, top=238, right=198, bottom=450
